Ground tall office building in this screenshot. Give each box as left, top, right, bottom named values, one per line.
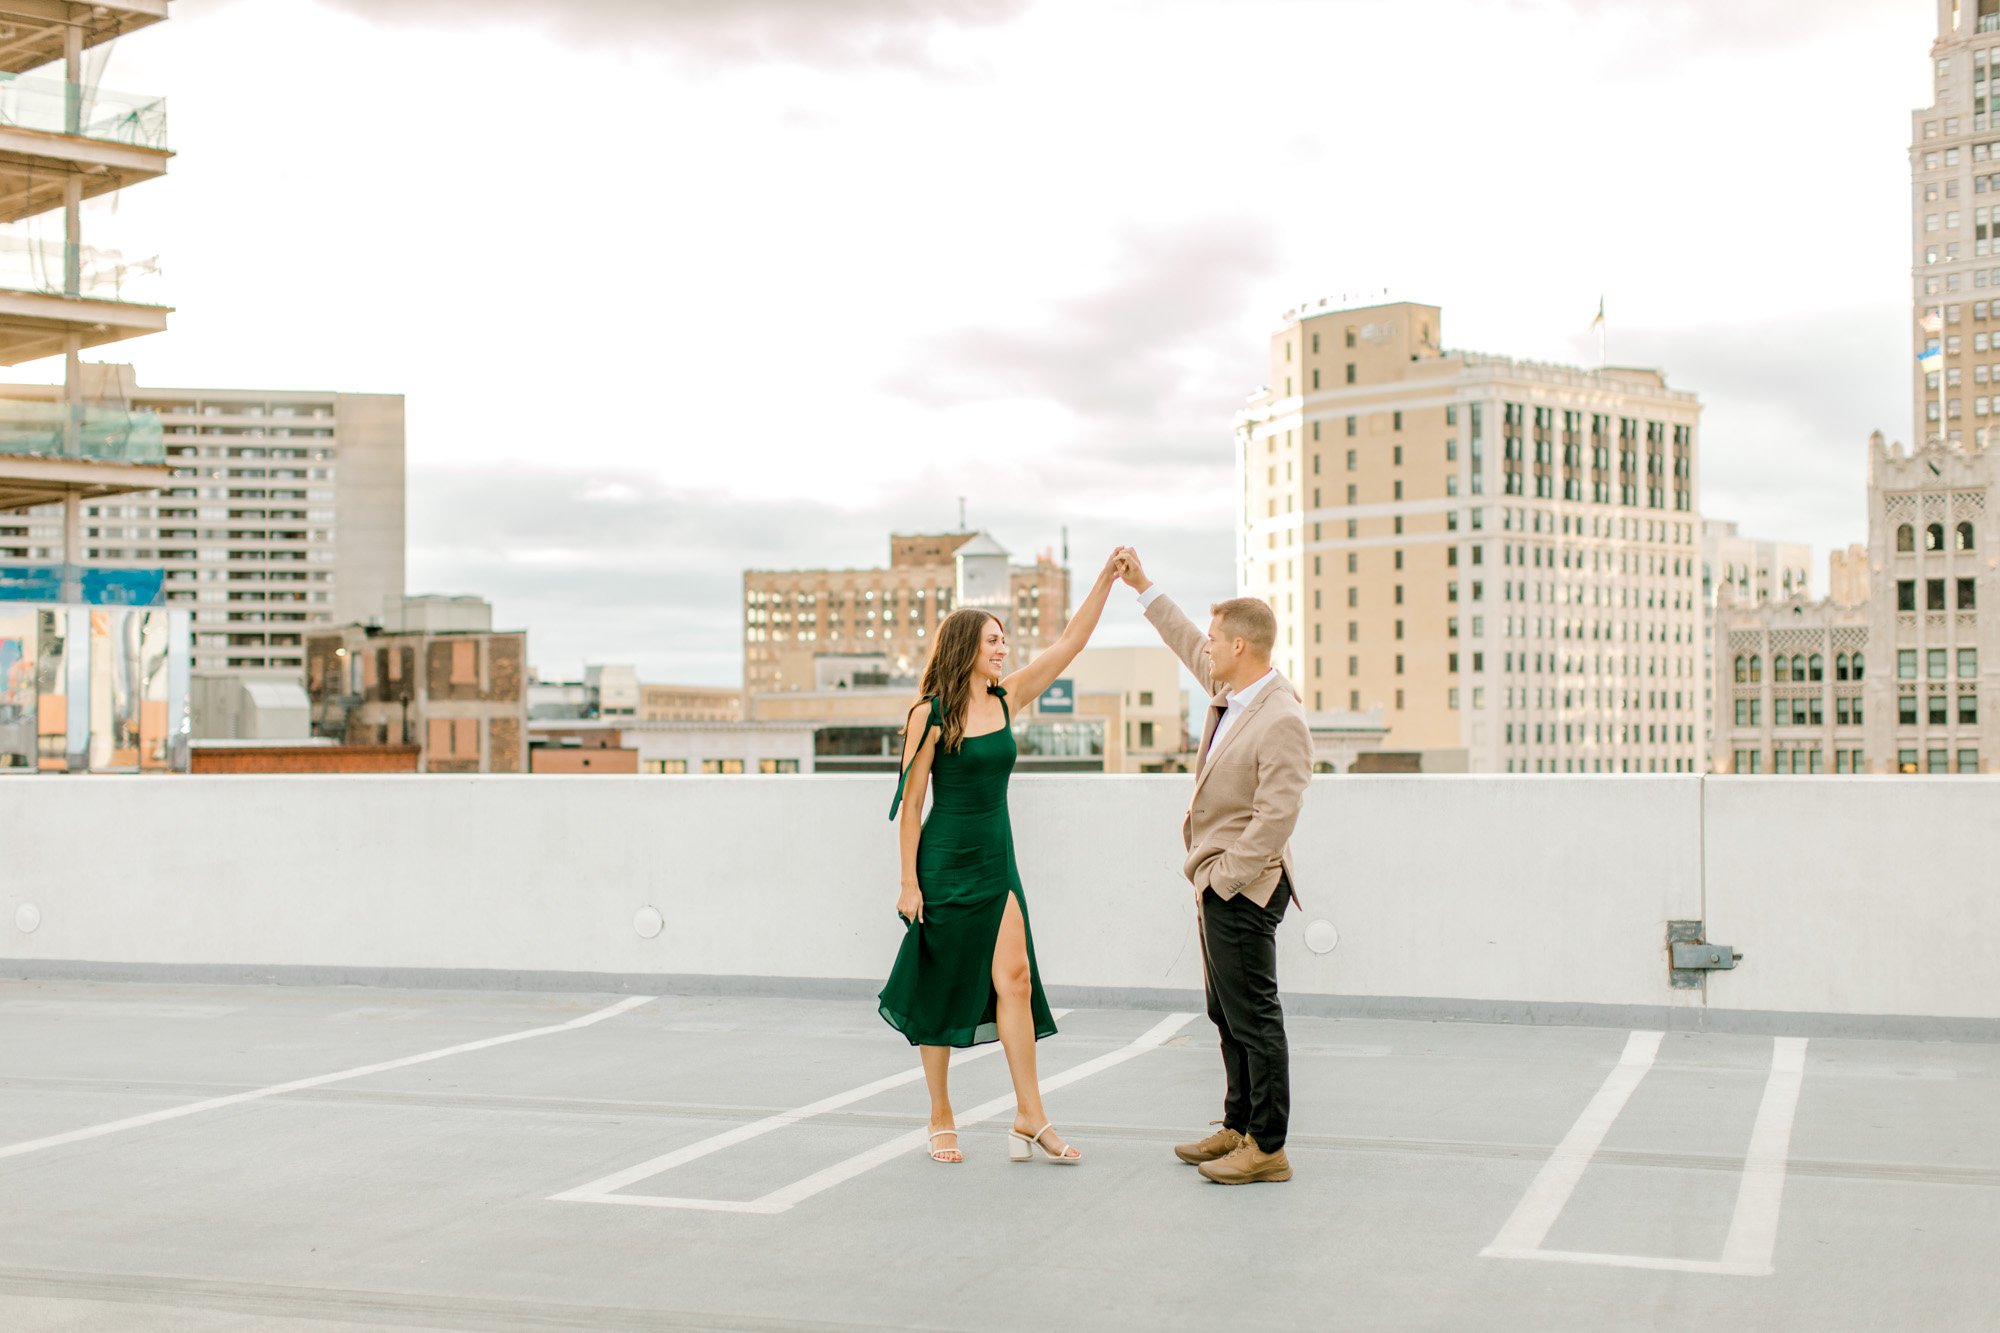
left=1237, top=300, right=1703, bottom=773
left=743, top=531, right=1068, bottom=696
left=0, top=378, right=404, bottom=676
left=1910, top=0, right=2000, bottom=448
left=1713, top=5, right=2000, bottom=777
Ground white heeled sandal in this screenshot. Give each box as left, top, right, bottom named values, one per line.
left=1007, top=1122, right=1081, bottom=1164
left=926, top=1129, right=963, bottom=1164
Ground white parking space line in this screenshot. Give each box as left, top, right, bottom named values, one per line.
left=1483, top=1030, right=1664, bottom=1256
left=1720, top=1037, right=1809, bottom=1274
left=549, top=1044, right=1011, bottom=1204
left=1482, top=1034, right=1810, bottom=1278
left=554, top=1010, right=1195, bottom=1214
left=0, top=995, right=656, bottom=1164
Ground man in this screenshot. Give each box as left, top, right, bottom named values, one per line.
left=1118, top=549, right=1313, bottom=1185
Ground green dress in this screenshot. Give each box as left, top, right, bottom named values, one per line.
left=878, top=686, right=1058, bottom=1048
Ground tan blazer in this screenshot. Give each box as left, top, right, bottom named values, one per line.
left=1145, top=594, right=1313, bottom=909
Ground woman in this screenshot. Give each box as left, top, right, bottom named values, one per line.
left=879, top=547, right=1128, bottom=1166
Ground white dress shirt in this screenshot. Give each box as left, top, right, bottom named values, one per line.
left=1137, top=583, right=1275, bottom=760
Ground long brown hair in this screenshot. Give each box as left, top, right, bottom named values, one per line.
left=917, top=608, right=1002, bottom=752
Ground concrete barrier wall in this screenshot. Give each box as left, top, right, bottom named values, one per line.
left=4, top=775, right=1995, bottom=1027
left=1702, top=778, right=2000, bottom=1022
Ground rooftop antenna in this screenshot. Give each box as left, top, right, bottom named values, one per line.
left=958, top=496, right=967, bottom=532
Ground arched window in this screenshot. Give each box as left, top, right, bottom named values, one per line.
left=1809, top=653, right=1824, bottom=681
left=1734, top=654, right=1747, bottom=684
left=1836, top=652, right=1850, bottom=682
left=1928, top=522, right=1945, bottom=552
left=1774, top=655, right=1791, bottom=683
left=1749, top=654, right=1763, bottom=683
left=1852, top=651, right=1866, bottom=681
left=1897, top=523, right=1915, bottom=552
left=1958, top=521, right=1975, bottom=551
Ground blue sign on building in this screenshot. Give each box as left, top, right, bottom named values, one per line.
left=0, top=566, right=164, bottom=606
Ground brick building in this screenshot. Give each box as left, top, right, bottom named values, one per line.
left=305, top=596, right=527, bottom=773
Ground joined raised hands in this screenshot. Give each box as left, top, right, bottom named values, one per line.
left=1114, top=547, right=1149, bottom=591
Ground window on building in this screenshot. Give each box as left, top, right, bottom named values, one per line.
left=1930, top=647, right=1950, bottom=678
left=1897, top=523, right=1915, bottom=552
left=1959, top=748, right=1980, bottom=773
left=1852, top=652, right=1866, bottom=680
left=1901, top=695, right=1920, bottom=725
left=1898, top=748, right=1919, bottom=773
left=701, top=759, right=746, bottom=774
left=1961, top=693, right=1980, bottom=724
left=450, top=639, right=477, bottom=685
left=1899, top=649, right=1919, bottom=679
left=1930, top=577, right=1948, bottom=610
left=1928, top=522, right=1946, bottom=551
left=1958, top=520, right=1977, bottom=550
left=1960, top=577, right=1979, bottom=609
left=1928, top=748, right=1951, bottom=773
left=1835, top=652, right=1850, bottom=681
left=1774, top=655, right=1791, bottom=683
left=1960, top=647, right=1979, bottom=677
left=1931, top=693, right=1951, bottom=725
left=643, top=759, right=689, bottom=774
left=757, top=758, right=800, bottom=773
left=1898, top=579, right=1917, bottom=611
left=1749, top=654, right=1762, bottom=683
left=1734, top=654, right=1747, bottom=683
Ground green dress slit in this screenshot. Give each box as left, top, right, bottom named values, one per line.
left=878, top=686, right=1059, bottom=1048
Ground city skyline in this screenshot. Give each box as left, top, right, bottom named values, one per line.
left=12, top=0, right=1934, bottom=682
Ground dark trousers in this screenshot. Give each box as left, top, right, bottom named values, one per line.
left=1198, top=875, right=1291, bottom=1151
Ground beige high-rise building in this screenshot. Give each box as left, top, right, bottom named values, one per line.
left=743, top=531, right=1068, bottom=696
left=1237, top=300, right=1703, bottom=774
left=0, top=378, right=405, bottom=676
left=1910, top=0, right=2000, bottom=448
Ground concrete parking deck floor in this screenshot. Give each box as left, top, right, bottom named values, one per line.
left=0, top=979, right=1995, bottom=1332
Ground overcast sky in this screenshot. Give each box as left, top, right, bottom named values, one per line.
left=44, top=0, right=1931, bottom=683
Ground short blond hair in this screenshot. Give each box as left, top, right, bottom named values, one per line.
left=1210, top=597, right=1277, bottom=654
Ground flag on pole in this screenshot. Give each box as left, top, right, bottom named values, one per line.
left=1921, top=309, right=1943, bottom=335
left=1588, top=297, right=1605, bottom=333
left=1918, top=344, right=1942, bottom=370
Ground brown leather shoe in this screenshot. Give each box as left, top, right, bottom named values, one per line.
left=1173, top=1122, right=1245, bottom=1165
left=1197, top=1135, right=1293, bottom=1184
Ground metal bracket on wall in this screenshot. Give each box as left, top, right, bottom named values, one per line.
left=1667, top=919, right=1742, bottom=989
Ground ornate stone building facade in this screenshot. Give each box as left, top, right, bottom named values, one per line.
left=1715, top=432, right=1993, bottom=774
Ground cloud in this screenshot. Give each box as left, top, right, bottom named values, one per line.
left=883, top=216, right=1279, bottom=481
left=1604, top=304, right=1906, bottom=561
left=314, top=0, right=1030, bottom=69
left=1508, top=0, right=1902, bottom=56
